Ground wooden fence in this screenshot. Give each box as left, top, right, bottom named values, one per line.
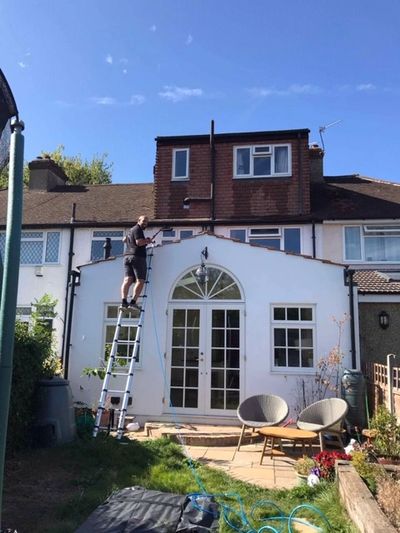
left=364, top=358, right=400, bottom=421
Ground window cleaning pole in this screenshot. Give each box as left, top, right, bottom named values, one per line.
left=0, top=118, right=24, bottom=527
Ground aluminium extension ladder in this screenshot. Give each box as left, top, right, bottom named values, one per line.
left=93, top=247, right=154, bottom=439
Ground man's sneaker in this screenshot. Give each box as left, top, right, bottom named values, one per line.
left=119, top=300, right=129, bottom=311
left=128, top=300, right=141, bottom=311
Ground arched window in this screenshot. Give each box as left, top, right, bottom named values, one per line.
left=172, top=267, right=242, bottom=300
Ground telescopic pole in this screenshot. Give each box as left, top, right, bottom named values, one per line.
left=0, top=118, right=24, bottom=528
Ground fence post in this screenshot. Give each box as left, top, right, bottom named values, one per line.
left=387, top=353, right=397, bottom=414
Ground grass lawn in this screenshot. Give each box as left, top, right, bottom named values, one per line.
left=3, top=436, right=357, bottom=532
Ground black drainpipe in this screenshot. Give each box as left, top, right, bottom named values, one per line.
left=346, top=267, right=357, bottom=369
left=312, top=220, right=316, bottom=258
left=61, top=203, right=76, bottom=373
left=64, top=269, right=80, bottom=379
left=209, top=119, right=216, bottom=232
left=297, top=133, right=304, bottom=215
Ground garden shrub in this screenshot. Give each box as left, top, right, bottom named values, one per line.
left=376, top=477, right=400, bottom=529
left=351, top=450, right=385, bottom=493
left=7, top=295, right=61, bottom=452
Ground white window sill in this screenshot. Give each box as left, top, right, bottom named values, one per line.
left=272, top=368, right=316, bottom=375
left=171, top=177, right=189, bottom=182
left=233, top=174, right=291, bottom=180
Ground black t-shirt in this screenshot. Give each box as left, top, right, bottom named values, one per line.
left=124, top=224, right=146, bottom=257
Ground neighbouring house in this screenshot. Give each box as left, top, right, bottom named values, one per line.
left=1, top=126, right=400, bottom=422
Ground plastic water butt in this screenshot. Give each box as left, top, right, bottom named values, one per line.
left=341, top=369, right=367, bottom=432
left=34, top=376, right=76, bottom=446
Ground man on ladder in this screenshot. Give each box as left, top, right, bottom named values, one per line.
left=120, top=215, right=152, bottom=310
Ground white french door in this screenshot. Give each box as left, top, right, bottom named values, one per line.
left=166, top=303, right=244, bottom=416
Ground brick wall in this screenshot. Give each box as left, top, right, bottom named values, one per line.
left=154, top=131, right=311, bottom=220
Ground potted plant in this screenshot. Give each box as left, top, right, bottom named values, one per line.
left=313, top=450, right=351, bottom=481
left=294, top=456, right=315, bottom=484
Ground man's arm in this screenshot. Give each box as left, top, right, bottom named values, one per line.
left=133, top=226, right=151, bottom=247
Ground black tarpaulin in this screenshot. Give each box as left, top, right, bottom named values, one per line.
left=75, top=486, right=219, bottom=532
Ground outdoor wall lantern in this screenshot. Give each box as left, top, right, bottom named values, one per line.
left=195, top=247, right=209, bottom=284
left=378, top=310, right=389, bottom=330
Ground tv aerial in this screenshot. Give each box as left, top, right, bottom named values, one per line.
left=319, top=119, right=342, bottom=152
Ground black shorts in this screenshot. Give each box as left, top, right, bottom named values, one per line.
left=124, top=255, right=147, bottom=281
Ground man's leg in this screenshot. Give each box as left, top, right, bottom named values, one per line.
left=132, top=279, right=145, bottom=301
left=121, top=276, right=134, bottom=300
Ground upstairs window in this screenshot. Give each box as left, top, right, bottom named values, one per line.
left=91, top=230, right=124, bottom=261
left=161, top=228, right=194, bottom=245
left=230, top=227, right=301, bottom=253
left=234, top=144, right=291, bottom=178
left=0, top=231, right=61, bottom=265
left=172, top=148, right=189, bottom=180
left=344, top=225, right=400, bottom=262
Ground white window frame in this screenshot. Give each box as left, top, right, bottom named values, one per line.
left=5, top=231, right=61, bottom=266
left=91, top=230, right=124, bottom=261
left=103, top=303, right=142, bottom=369
left=229, top=226, right=302, bottom=253
left=271, top=304, right=316, bottom=373
left=172, top=148, right=190, bottom=181
left=343, top=224, right=400, bottom=263
left=233, top=143, right=291, bottom=179
left=161, top=228, right=195, bottom=245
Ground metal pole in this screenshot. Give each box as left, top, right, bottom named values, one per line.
left=0, top=119, right=24, bottom=527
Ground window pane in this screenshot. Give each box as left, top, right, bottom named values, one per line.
left=22, top=232, right=42, bottom=239
left=284, top=228, right=301, bottom=254
left=172, top=329, right=185, bottom=346
left=45, top=232, right=60, bottom=262
left=274, top=348, right=286, bottom=366
left=287, top=308, right=299, bottom=321
left=21, top=241, right=43, bottom=264
left=211, top=369, right=224, bottom=388
left=226, top=329, right=239, bottom=348
left=212, top=310, right=225, bottom=328
left=186, top=348, right=199, bottom=367
left=171, top=348, right=184, bottom=366
left=288, top=329, right=300, bottom=347
left=300, top=308, right=313, bottom=321
left=230, top=229, right=246, bottom=242
left=226, top=349, right=239, bottom=368
left=170, top=388, right=183, bottom=407
left=274, top=146, right=289, bottom=173
left=250, top=228, right=280, bottom=235
left=274, top=328, right=286, bottom=346
left=301, top=349, right=314, bottom=367
left=186, top=328, right=199, bottom=347
left=211, top=390, right=224, bottom=409
left=93, top=231, right=123, bottom=238
left=345, top=227, right=362, bottom=260
left=288, top=349, right=300, bottom=367
left=212, top=329, right=225, bottom=347
left=185, top=389, right=198, bottom=408
left=91, top=241, right=104, bottom=261
left=226, top=369, right=239, bottom=389
left=185, top=369, right=198, bottom=387
left=174, top=150, right=188, bottom=178
left=187, top=309, right=200, bottom=327
left=105, top=325, right=115, bottom=342
left=301, top=329, right=313, bottom=347
left=173, top=309, right=185, bottom=327
left=163, top=229, right=176, bottom=237
left=236, top=148, right=250, bottom=175
left=273, top=307, right=286, bottom=320
left=107, top=305, right=119, bottom=319
left=0, top=233, right=5, bottom=259
left=250, top=238, right=280, bottom=249
left=254, top=156, right=271, bottom=176
left=212, top=349, right=224, bottom=367
left=180, top=230, right=193, bottom=239
left=365, top=236, right=400, bottom=261
left=226, top=390, right=239, bottom=410
left=171, top=368, right=183, bottom=386
left=227, top=310, right=239, bottom=328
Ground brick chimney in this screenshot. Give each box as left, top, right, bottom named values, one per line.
left=28, top=156, right=68, bottom=191
left=309, top=143, right=324, bottom=183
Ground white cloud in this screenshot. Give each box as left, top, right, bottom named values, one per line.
left=159, top=85, right=203, bottom=102
left=105, top=54, right=113, bottom=65
left=150, top=24, right=157, bottom=32
left=130, top=94, right=145, bottom=105
left=186, top=34, right=193, bottom=45
left=18, top=62, right=27, bottom=69
left=356, top=83, right=376, bottom=91
left=91, top=96, right=116, bottom=105
left=247, top=84, right=321, bottom=97
left=122, top=69, right=128, bottom=75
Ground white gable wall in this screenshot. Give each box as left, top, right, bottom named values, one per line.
left=68, top=234, right=352, bottom=422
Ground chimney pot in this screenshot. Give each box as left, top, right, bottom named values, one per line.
left=309, top=143, right=324, bottom=183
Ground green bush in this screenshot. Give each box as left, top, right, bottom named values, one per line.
left=7, top=295, right=61, bottom=452
left=370, top=406, right=400, bottom=458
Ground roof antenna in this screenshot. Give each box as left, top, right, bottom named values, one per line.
left=319, top=119, right=342, bottom=152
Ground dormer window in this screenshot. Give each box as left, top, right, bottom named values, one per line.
left=172, top=148, right=189, bottom=180
left=234, top=144, right=291, bottom=178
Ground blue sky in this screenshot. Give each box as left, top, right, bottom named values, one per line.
left=1, top=0, right=399, bottom=184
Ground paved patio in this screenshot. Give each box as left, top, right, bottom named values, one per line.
left=129, top=422, right=306, bottom=489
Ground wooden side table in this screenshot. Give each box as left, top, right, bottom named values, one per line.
left=258, top=426, right=318, bottom=465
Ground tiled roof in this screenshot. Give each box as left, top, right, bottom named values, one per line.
left=311, top=175, right=400, bottom=220
left=353, top=270, right=400, bottom=294
left=0, top=183, right=154, bottom=227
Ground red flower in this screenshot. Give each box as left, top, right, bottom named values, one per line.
left=313, top=451, right=351, bottom=479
